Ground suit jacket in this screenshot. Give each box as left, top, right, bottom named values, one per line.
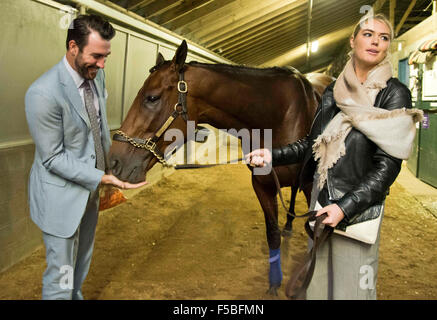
left=25, top=59, right=112, bottom=238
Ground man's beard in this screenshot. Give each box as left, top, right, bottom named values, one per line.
left=74, top=54, right=99, bottom=80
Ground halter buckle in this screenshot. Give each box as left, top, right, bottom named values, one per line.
left=177, top=80, right=188, bottom=93
left=145, top=138, right=156, bottom=150
left=174, top=103, right=185, bottom=114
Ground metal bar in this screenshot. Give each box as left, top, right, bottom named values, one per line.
left=395, top=0, right=417, bottom=36
left=390, top=0, right=396, bottom=27
left=306, top=0, right=314, bottom=69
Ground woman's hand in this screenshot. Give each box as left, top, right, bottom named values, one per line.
left=316, top=204, right=345, bottom=227
left=245, top=148, right=272, bottom=167
left=101, top=174, right=148, bottom=189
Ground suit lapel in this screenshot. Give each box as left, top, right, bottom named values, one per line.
left=58, top=61, right=91, bottom=129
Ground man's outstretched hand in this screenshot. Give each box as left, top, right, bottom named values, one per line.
left=101, top=174, right=147, bottom=190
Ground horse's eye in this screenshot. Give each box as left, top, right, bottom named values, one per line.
left=146, top=95, right=160, bottom=103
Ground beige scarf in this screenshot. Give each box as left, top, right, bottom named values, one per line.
left=313, top=56, right=423, bottom=190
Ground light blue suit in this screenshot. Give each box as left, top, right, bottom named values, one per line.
left=25, top=58, right=111, bottom=299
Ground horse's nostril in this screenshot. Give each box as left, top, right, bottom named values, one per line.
left=111, top=159, right=122, bottom=176
left=110, top=159, right=118, bottom=169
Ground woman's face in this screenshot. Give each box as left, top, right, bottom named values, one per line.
left=350, top=19, right=391, bottom=69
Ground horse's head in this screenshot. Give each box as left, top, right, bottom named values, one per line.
left=109, top=40, right=190, bottom=183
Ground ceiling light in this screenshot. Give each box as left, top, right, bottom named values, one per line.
left=311, top=40, right=319, bottom=53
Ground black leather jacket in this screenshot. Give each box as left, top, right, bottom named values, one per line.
left=272, top=78, right=412, bottom=227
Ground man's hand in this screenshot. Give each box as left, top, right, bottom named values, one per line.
left=245, top=148, right=272, bottom=167
left=316, top=204, right=345, bottom=227
left=101, top=174, right=147, bottom=190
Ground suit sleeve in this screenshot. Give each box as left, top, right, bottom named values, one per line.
left=25, top=88, right=104, bottom=191
left=336, top=85, right=412, bottom=222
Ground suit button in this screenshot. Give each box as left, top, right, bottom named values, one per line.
left=91, top=155, right=96, bottom=159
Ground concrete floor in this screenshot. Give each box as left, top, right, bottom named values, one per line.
left=397, top=162, right=437, bottom=219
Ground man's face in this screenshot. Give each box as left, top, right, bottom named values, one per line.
left=71, top=31, right=111, bottom=80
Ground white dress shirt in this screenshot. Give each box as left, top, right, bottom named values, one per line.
left=63, top=55, right=101, bottom=127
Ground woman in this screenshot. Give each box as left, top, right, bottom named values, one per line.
left=247, top=13, right=422, bottom=299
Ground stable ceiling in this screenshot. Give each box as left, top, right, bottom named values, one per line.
left=98, top=0, right=433, bottom=72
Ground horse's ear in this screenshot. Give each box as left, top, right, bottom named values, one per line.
left=156, top=52, right=165, bottom=66
left=172, top=40, right=187, bottom=72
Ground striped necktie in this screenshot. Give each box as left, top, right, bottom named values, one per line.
left=83, top=80, right=105, bottom=171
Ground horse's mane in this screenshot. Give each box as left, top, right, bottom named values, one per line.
left=149, top=59, right=301, bottom=78
left=188, top=61, right=300, bottom=77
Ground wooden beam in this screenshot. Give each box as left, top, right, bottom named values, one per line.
left=395, top=0, right=417, bottom=36
left=405, top=16, right=428, bottom=21
left=209, top=5, right=308, bottom=52
left=389, top=0, right=396, bottom=27
left=232, top=10, right=358, bottom=62
left=219, top=1, right=358, bottom=58
left=228, top=14, right=356, bottom=63
left=259, top=23, right=355, bottom=67
left=163, top=0, right=235, bottom=30
left=154, top=0, right=214, bottom=25
left=373, top=0, right=387, bottom=13
left=204, top=0, right=307, bottom=48
left=140, top=0, right=182, bottom=19
left=177, top=0, right=283, bottom=42
left=218, top=11, right=309, bottom=57
left=127, top=0, right=155, bottom=11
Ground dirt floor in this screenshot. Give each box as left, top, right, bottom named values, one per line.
left=1, top=163, right=436, bottom=300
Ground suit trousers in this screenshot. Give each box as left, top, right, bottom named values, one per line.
left=41, top=189, right=99, bottom=300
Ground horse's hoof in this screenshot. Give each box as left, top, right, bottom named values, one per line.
left=281, top=228, right=293, bottom=237
left=266, top=286, right=279, bottom=296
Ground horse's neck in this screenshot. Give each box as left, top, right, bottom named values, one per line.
left=190, top=66, right=264, bottom=131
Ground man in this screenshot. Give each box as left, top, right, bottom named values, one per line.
left=25, top=14, right=146, bottom=300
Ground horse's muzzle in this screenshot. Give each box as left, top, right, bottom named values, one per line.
left=108, top=153, right=149, bottom=184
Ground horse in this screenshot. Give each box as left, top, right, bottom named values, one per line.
left=108, top=40, right=334, bottom=294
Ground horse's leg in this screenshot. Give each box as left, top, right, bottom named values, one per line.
left=251, top=174, right=282, bottom=295
left=302, top=183, right=312, bottom=208
left=281, top=186, right=297, bottom=237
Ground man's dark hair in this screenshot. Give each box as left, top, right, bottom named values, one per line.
left=66, top=14, right=115, bottom=51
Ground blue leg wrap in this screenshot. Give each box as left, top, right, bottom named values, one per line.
left=269, top=248, right=282, bottom=287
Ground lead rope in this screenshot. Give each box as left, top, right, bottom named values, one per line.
left=270, top=168, right=333, bottom=299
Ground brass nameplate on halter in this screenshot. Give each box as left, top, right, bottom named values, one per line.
left=155, top=115, right=176, bottom=138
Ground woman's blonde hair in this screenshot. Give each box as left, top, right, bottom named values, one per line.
left=352, top=13, right=394, bottom=41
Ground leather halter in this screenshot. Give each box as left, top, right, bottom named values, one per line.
left=112, top=71, right=188, bottom=167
